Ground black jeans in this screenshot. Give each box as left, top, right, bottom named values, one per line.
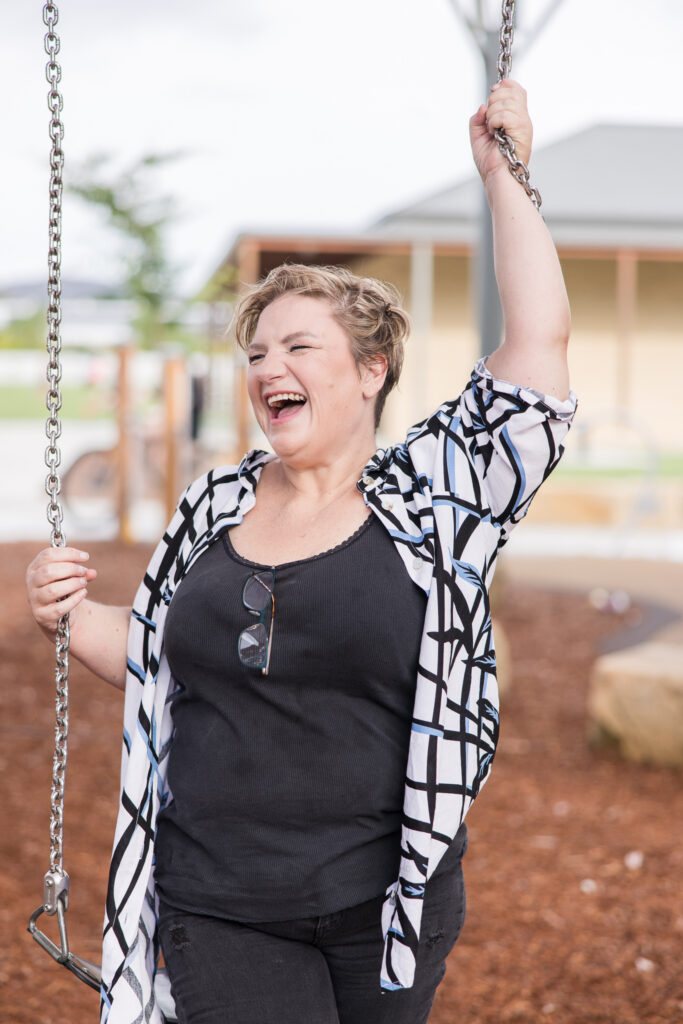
left=157, top=853, right=466, bottom=1024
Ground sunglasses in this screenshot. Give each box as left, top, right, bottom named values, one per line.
left=237, top=570, right=275, bottom=675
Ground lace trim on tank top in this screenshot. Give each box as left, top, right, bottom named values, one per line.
left=220, top=512, right=375, bottom=570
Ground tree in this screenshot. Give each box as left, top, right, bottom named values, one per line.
left=68, top=152, right=189, bottom=348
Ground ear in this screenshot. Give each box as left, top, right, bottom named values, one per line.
left=360, top=356, right=388, bottom=400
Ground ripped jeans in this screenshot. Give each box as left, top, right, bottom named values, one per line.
left=157, top=831, right=467, bottom=1024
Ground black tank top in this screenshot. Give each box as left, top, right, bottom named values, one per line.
left=155, top=513, right=432, bottom=921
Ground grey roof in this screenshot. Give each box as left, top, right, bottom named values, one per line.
left=373, top=124, right=683, bottom=250
left=0, top=278, right=123, bottom=300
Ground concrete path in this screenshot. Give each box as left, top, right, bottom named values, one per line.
left=1, top=420, right=163, bottom=542
left=505, top=552, right=683, bottom=646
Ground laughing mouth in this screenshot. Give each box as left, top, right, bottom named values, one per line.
left=266, top=392, right=307, bottom=419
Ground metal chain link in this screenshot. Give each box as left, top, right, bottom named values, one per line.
left=495, top=0, right=542, bottom=211
left=42, top=0, right=70, bottom=889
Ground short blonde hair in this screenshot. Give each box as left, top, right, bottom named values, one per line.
left=234, top=263, right=410, bottom=427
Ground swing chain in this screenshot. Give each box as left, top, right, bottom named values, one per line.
left=42, top=0, right=70, bottom=888
left=494, top=0, right=542, bottom=211
left=44, top=0, right=66, bottom=548
left=47, top=616, right=70, bottom=881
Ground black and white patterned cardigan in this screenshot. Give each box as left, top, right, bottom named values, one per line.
left=100, top=359, right=577, bottom=1023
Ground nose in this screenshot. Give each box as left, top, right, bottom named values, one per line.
left=252, top=348, right=286, bottom=383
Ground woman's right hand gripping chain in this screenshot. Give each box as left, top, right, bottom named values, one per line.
left=26, top=546, right=96, bottom=636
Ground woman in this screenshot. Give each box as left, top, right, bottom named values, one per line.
left=27, top=82, right=576, bottom=1024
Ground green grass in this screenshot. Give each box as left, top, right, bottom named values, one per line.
left=2, top=387, right=683, bottom=481
left=555, top=454, right=683, bottom=480
left=0, top=386, right=115, bottom=420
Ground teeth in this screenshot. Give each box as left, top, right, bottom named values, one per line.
left=267, top=392, right=307, bottom=407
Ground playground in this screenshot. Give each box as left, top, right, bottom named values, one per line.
left=4, top=2, right=683, bottom=1021
left=2, top=539, right=682, bottom=1024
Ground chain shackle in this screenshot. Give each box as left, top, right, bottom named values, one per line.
left=494, top=0, right=542, bottom=211
left=42, top=0, right=70, bottom=887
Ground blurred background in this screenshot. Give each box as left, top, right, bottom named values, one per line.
left=1, top=2, right=682, bottom=1023
left=2, top=0, right=683, bottom=552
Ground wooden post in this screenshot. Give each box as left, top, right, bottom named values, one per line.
left=234, top=365, right=251, bottom=463
left=234, top=240, right=261, bottom=459
left=164, top=355, right=188, bottom=524
left=207, top=300, right=220, bottom=431
left=116, top=345, right=134, bottom=544
left=616, top=250, right=638, bottom=411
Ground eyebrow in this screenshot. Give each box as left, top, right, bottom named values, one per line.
left=248, top=330, right=318, bottom=352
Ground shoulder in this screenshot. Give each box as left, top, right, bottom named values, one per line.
left=150, top=450, right=272, bottom=575
left=181, top=449, right=272, bottom=508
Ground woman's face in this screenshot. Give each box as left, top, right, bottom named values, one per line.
left=246, top=293, right=385, bottom=469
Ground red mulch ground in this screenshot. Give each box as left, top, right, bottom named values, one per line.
left=1, top=541, right=682, bottom=1024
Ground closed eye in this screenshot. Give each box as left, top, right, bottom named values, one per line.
left=248, top=344, right=312, bottom=363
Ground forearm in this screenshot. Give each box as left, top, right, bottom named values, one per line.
left=47, top=600, right=130, bottom=691
left=485, top=166, right=571, bottom=398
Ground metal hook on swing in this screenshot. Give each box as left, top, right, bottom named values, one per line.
left=28, top=871, right=102, bottom=992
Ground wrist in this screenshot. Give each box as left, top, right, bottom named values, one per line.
left=483, top=162, right=516, bottom=202
left=64, top=596, right=86, bottom=639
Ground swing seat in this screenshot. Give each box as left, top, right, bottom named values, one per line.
left=28, top=898, right=178, bottom=1022
left=28, top=901, right=102, bottom=990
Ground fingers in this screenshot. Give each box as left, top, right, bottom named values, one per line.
left=26, top=547, right=97, bottom=631
left=487, top=84, right=527, bottom=124
left=37, top=582, right=90, bottom=628
left=28, top=550, right=97, bottom=592
left=490, top=79, right=527, bottom=102
left=471, top=103, right=491, bottom=140
left=30, top=557, right=96, bottom=588
left=29, top=545, right=90, bottom=567
left=483, top=80, right=532, bottom=164
left=472, top=82, right=529, bottom=131
left=39, top=574, right=90, bottom=602
left=486, top=99, right=523, bottom=123
left=486, top=103, right=527, bottom=136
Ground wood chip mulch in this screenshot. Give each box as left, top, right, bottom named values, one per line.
left=1, top=541, right=681, bottom=1024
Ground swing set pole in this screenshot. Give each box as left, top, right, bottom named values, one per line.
left=478, top=28, right=504, bottom=357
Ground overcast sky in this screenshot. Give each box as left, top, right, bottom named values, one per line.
left=4, top=0, right=682, bottom=296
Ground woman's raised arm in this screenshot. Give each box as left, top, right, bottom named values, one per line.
left=469, top=80, right=571, bottom=401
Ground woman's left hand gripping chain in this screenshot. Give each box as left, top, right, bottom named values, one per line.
left=469, top=79, right=533, bottom=187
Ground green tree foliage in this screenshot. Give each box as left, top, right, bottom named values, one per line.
left=0, top=310, right=45, bottom=349
left=69, top=152, right=191, bottom=348
left=196, top=262, right=239, bottom=303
